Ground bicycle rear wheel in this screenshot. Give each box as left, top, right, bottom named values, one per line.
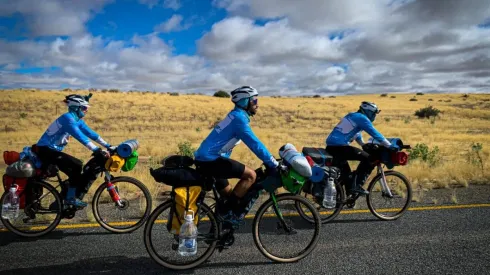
left=367, top=171, right=412, bottom=220
left=253, top=194, right=321, bottom=262
left=295, top=180, right=345, bottom=224
left=144, top=200, right=218, bottom=270
left=0, top=180, right=62, bottom=238
left=92, top=176, right=152, bottom=233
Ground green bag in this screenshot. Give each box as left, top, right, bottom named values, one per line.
left=281, top=169, right=306, bottom=193
left=121, top=151, right=139, bottom=172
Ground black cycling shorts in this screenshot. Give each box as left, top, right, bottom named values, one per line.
left=194, top=157, right=246, bottom=190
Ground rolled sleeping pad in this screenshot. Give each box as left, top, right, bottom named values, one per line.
left=279, top=143, right=313, bottom=177
left=309, top=165, right=325, bottom=183
left=117, top=139, right=139, bottom=158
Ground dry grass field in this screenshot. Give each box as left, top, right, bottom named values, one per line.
left=1, top=89, right=489, bottom=203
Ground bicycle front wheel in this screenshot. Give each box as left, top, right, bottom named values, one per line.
left=144, top=200, right=218, bottom=270
left=0, top=180, right=62, bottom=238
left=92, top=176, right=152, bottom=233
left=253, top=194, right=321, bottom=262
left=367, top=171, right=412, bottom=220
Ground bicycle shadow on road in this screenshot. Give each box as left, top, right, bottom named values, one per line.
left=0, top=230, right=113, bottom=246
left=1, top=256, right=281, bottom=275
left=328, top=218, right=382, bottom=224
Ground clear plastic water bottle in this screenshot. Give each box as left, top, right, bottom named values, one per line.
left=2, top=186, right=19, bottom=220
left=323, top=177, right=337, bottom=209
left=178, top=211, right=198, bottom=256
left=1, top=198, right=10, bottom=219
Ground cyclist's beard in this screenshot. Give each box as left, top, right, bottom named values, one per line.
left=247, top=104, right=257, bottom=116
left=76, top=108, right=86, bottom=119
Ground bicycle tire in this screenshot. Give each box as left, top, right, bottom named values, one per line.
left=366, top=170, right=412, bottom=220
left=144, top=200, right=218, bottom=270
left=0, top=180, right=63, bottom=238
left=92, top=176, right=152, bottom=233
left=253, top=194, right=321, bottom=262
left=295, top=180, right=345, bottom=224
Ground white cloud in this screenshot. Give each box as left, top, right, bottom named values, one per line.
left=0, top=0, right=113, bottom=36
left=139, top=0, right=160, bottom=9
left=164, top=0, right=182, bottom=10
left=1, top=0, right=490, bottom=95
left=0, top=33, right=206, bottom=91
left=198, top=17, right=347, bottom=63
left=154, top=15, right=191, bottom=33
left=139, top=0, right=181, bottom=10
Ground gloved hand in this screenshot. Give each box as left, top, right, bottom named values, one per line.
left=107, top=145, right=118, bottom=153
left=362, top=143, right=378, bottom=152
left=389, top=143, right=400, bottom=151
left=92, top=147, right=110, bottom=159
left=267, top=164, right=287, bottom=176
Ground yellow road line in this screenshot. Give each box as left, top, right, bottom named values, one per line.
left=1, top=203, right=489, bottom=232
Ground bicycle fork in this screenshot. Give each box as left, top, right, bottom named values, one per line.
left=271, top=194, right=295, bottom=235
left=377, top=164, right=393, bottom=198
left=104, top=171, right=124, bottom=207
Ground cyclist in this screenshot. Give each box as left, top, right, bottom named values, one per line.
left=194, top=86, right=281, bottom=226
left=35, top=93, right=113, bottom=208
left=326, top=101, right=399, bottom=196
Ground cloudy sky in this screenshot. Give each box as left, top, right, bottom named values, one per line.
left=0, top=0, right=489, bottom=95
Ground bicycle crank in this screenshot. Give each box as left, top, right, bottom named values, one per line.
left=217, top=230, right=235, bottom=252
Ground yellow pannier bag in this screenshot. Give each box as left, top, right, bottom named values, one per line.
left=168, top=186, right=202, bottom=234
left=105, top=154, right=126, bottom=172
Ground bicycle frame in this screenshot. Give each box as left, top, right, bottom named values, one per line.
left=168, top=175, right=294, bottom=240
left=376, top=163, right=393, bottom=197
left=29, top=166, right=123, bottom=210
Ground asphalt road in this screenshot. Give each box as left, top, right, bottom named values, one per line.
left=1, top=206, right=490, bottom=275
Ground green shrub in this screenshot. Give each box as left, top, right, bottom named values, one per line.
left=213, top=90, right=230, bottom=98
left=177, top=141, right=195, bottom=158
left=409, top=143, right=441, bottom=167
left=467, top=142, right=484, bottom=174
left=414, top=106, right=441, bottom=119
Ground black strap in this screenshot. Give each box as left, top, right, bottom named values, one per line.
left=185, top=186, right=190, bottom=212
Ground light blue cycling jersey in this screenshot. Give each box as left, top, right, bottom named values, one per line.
left=194, top=107, right=278, bottom=168
left=37, top=112, right=110, bottom=152
left=326, top=112, right=391, bottom=147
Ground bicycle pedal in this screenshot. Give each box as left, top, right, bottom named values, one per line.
left=217, top=245, right=226, bottom=253
left=345, top=202, right=356, bottom=209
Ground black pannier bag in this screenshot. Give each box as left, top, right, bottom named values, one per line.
left=149, top=155, right=202, bottom=187
left=301, top=147, right=334, bottom=166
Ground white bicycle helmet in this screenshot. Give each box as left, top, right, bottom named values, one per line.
left=359, top=101, right=380, bottom=122
left=64, top=94, right=90, bottom=108
left=230, top=86, right=258, bottom=103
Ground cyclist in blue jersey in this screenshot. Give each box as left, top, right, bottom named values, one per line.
left=35, top=94, right=113, bottom=208
left=194, top=86, right=281, bottom=226
left=326, top=101, right=399, bottom=196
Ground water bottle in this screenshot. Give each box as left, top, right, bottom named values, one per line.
left=178, top=211, right=198, bottom=256
left=2, top=186, right=19, bottom=219
left=323, top=177, right=337, bottom=209
left=1, top=196, right=10, bottom=219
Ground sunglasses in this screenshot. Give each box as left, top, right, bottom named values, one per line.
left=250, top=97, right=258, bottom=105
left=80, top=106, right=89, bottom=111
